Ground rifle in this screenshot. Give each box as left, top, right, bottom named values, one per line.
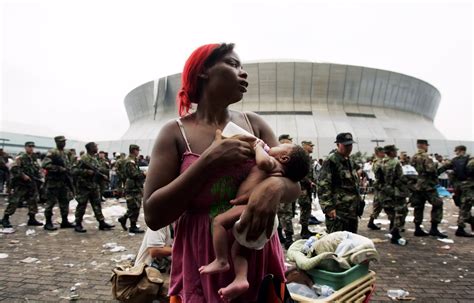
left=79, top=160, right=109, bottom=182
left=50, top=154, right=76, bottom=196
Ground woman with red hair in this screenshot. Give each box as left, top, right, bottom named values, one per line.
left=143, top=43, right=300, bottom=302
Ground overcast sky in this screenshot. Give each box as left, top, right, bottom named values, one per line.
left=1, top=0, right=473, bottom=142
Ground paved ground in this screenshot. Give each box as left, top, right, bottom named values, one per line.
left=0, top=195, right=473, bottom=302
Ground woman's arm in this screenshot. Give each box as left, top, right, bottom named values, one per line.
left=143, top=121, right=254, bottom=230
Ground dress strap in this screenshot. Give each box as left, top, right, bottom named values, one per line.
left=175, top=119, right=192, bottom=153
left=242, top=112, right=255, bottom=136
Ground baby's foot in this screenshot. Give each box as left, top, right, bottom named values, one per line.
left=218, top=277, right=249, bottom=302
left=198, top=259, right=230, bottom=275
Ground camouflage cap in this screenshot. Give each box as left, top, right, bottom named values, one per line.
left=335, top=132, right=356, bottom=145
left=383, top=145, right=398, bottom=153
left=54, top=136, right=67, bottom=142
left=416, top=139, right=429, bottom=146
left=24, top=141, right=35, bottom=147
left=454, top=145, right=466, bottom=152
left=99, top=150, right=106, bottom=154
left=301, top=140, right=314, bottom=147
left=278, top=134, right=293, bottom=141
left=129, top=144, right=140, bottom=151
left=374, top=146, right=384, bottom=153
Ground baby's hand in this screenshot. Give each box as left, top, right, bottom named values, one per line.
left=254, top=139, right=265, bottom=149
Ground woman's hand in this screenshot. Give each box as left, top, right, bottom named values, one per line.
left=233, top=177, right=300, bottom=241
left=201, top=130, right=255, bottom=168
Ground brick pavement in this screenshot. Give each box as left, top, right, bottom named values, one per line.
left=0, top=195, right=473, bottom=302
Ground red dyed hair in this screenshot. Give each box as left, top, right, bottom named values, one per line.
left=177, top=44, right=220, bottom=117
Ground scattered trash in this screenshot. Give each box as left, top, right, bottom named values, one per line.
left=103, top=243, right=117, bottom=249
left=391, top=260, right=396, bottom=263
left=110, top=246, right=126, bottom=252
left=18, top=223, right=27, bottom=227
left=442, top=261, right=447, bottom=265
left=1, top=228, right=15, bottom=234
left=101, top=205, right=127, bottom=217
left=440, top=279, right=451, bottom=283
left=448, top=226, right=458, bottom=230
left=438, top=238, right=454, bottom=244
left=21, top=257, right=39, bottom=263
left=440, top=245, right=451, bottom=250
left=111, top=254, right=135, bottom=263
left=128, top=233, right=136, bottom=236
left=0, top=253, right=8, bottom=259
left=384, top=233, right=392, bottom=239
left=63, top=263, right=75, bottom=267
left=387, top=289, right=410, bottom=300
left=459, top=276, right=464, bottom=279
left=374, top=219, right=390, bottom=225
left=9, top=240, right=20, bottom=244
left=26, top=229, right=36, bottom=236
left=48, top=232, right=59, bottom=236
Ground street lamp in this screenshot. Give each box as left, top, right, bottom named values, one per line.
left=371, top=139, right=385, bottom=147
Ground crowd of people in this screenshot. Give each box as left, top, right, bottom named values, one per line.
left=1, top=42, right=473, bottom=302
left=0, top=137, right=148, bottom=234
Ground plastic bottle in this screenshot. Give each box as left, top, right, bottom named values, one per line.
left=397, top=238, right=407, bottom=246
left=301, top=237, right=317, bottom=254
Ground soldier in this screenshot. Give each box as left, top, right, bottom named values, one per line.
left=410, top=139, right=447, bottom=238
left=367, top=147, right=386, bottom=230
left=380, top=145, right=410, bottom=245
left=114, top=153, right=127, bottom=197
left=42, top=136, right=75, bottom=231
left=299, top=140, right=316, bottom=239
left=276, top=134, right=295, bottom=248
left=117, top=144, right=146, bottom=233
left=72, top=142, right=114, bottom=233
left=318, top=133, right=362, bottom=233
left=97, top=150, right=110, bottom=200
left=1, top=142, right=43, bottom=228
left=438, top=145, right=474, bottom=237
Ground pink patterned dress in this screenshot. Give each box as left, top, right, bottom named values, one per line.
left=169, top=120, right=286, bottom=303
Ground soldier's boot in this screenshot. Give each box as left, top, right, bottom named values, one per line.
left=2, top=215, right=13, bottom=228
left=118, top=216, right=128, bottom=231
left=60, top=215, right=75, bottom=229
left=367, top=217, right=381, bottom=230
left=129, top=223, right=144, bottom=234
left=390, top=228, right=407, bottom=246
left=99, top=220, right=115, bottom=231
left=74, top=222, right=87, bottom=233
left=300, top=226, right=315, bottom=239
left=43, top=216, right=58, bottom=231
left=27, top=214, right=43, bottom=226
left=455, top=227, right=474, bottom=237
left=284, top=232, right=294, bottom=250
left=277, top=227, right=285, bottom=243
left=414, top=224, right=429, bottom=237
left=429, top=223, right=448, bottom=238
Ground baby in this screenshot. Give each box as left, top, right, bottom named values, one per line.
left=199, top=138, right=311, bottom=301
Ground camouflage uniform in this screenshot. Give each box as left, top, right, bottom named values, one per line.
left=121, top=155, right=146, bottom=229
left=72, top=153, right=106, bottom=225
left=298, top=157, right=315, bottom=235
left=368, top=155, right=385, bottom=227
left=277, top=202, right=294, bottom=236
left=5, top=153, right=41, bottom=216
left=97, top=157, right=110, bottom=197
left=42, top=145, right=75, bottom=229
left=438, top=154, right=474, bottom=234
left=114, top=156, right=127, bottom=196
left=380, top=155, right=410, bottom=233
left=410, top=146, right=446, bottom=237
left=318, top=151, right=362, bottom=233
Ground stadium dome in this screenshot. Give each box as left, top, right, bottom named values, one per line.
left=99, top=61, right=470, bottom=157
